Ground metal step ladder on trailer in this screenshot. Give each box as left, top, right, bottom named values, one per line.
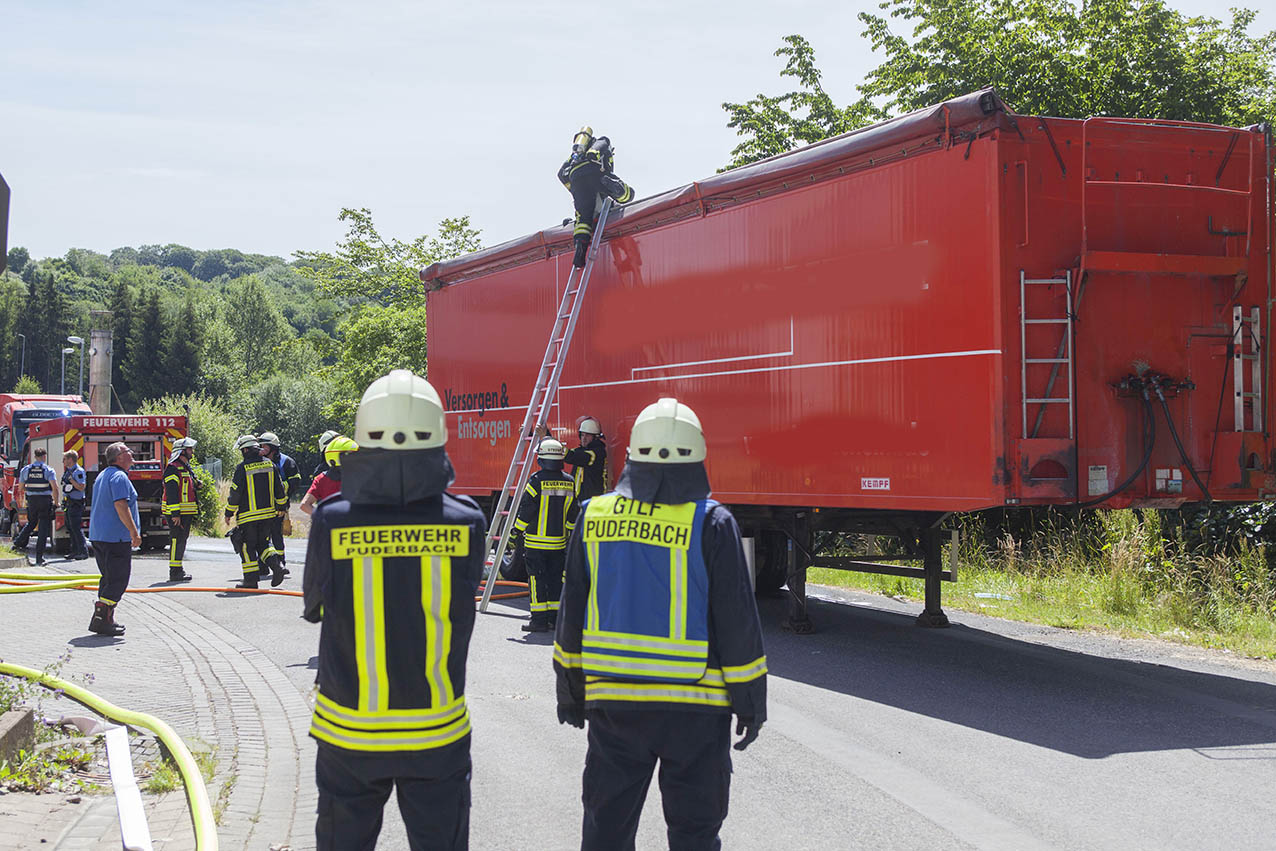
left=1020, top=270, right=1075, bottom=440
left=1234, top=305, right=1263, bottom=432
left=477, top=197, right=615, bottom=613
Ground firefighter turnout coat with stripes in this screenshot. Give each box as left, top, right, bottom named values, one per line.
left=162, top=459, right=199, bottom=517
left=553, top=492, right=767, bottom=719
left=514, top=468, right=579, bottom=550
left=226, top=459, right=287, bottom=522
left=302, top=491, right=486, bottom=754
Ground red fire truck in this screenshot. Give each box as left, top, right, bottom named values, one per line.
left=13, top=414, right=188, bottom=552
left=421, top=89, right=1275, bottom=627
left=0, top=394, right=93, bottom=535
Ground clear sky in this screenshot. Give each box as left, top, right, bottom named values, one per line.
left=1, top=0, right=1261, bottom=261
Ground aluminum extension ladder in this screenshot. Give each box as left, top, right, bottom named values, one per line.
left=1020, top=270, right=1075, bottom=440
left=1234, top=305, right=1263, bottom=432
left=477, top=196, right=615, bottom=612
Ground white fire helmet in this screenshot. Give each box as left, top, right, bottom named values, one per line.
left=234, top=434, right=260, bottom=453
left=168, top=436, right=197, bottom=463
left=627, top=398, right=706, bottom=464
left=317, top=430, right=339, bottom=452
left=537, top=437, right=566, bottom=461
left=577, top=416, right=602, bottom=436
left=258, top=431, right=281, bottom=448
left=355, top=370, right=447, bottom=451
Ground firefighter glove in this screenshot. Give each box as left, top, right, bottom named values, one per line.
left=557, top=703, right=585, bottom=729
left=733, top=716, right=762, bottom=751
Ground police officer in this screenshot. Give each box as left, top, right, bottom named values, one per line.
left=303, top=369, right=485, bottom=851
left=564, top=416, right=607, bottom=500
left=558, top=126, right=635, bottom=267
left=162, top=437, right=199, bottom=582
left=554, top=398, right=767, bottom=850
left=514, top=437, right=579, bottom=633
left=225, top=434, right=288, bottom=589
left=61, top=449, right=88, bottom=560
left=259, top=432, right=302, bottom=575
left=15, top=446, right=59, bottom=565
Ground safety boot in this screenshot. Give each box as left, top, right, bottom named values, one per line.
left=235, top=573, right=260, bottom=589
left=88, top=602, right=125, bottom=636
left=169, top=568, right=192, bottom=582
left=521, top=620, right=550, bottom=633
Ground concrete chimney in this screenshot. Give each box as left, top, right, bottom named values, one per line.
left=88, top=310, right=113, bottom=415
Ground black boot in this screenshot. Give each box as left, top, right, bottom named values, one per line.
left=521, top=620, right=550, bottom=633
left=169, top=567, right=192, bottom=582
left=88, top=602, right=125, bottom=636
left=573, top=236, right=589, bottom=268
left=235, top=572, right=260, bottom=589
left=269, top=559, right=285, bottom=588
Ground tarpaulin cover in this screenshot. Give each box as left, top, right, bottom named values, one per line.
left=420, top=89, right=1010, bottom=287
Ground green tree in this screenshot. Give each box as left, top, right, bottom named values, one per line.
left=6, top=247, right=29, bottom=277
left=139, top=392, right=244, bottom=478
left=123, top=288, right=164, bottom=407
left=196, top=316, right=248, bottom=400
left=161, top=292, right=202, bottom=397
left=13, top=375, right=40, bottom=393
left=231, top=374, right=336, bottom=476
left=325, top=303, right=429, bottom=431
left=223, top=275, right=293, bottom=376
left=721, top=2, right=1276, bottom=169
left=107, top=273, right=134, bottom=403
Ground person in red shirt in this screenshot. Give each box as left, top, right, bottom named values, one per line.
left=300, top=436, right=357, bottom=516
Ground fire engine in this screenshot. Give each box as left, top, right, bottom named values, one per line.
left=0, top=394, right=93, bottom=536
left=422, top=89, right=1275, bottom=627
left=13, top=414, right=187, bottom=552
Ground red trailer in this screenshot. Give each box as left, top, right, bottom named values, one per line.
left=421, top=89, right=1275, bottom=627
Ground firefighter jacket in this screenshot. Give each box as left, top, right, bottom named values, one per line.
left=163, top=459, right=199, bottom=516
left=564, top=437, right=607, bottom=501
left=514, top=467, right=579, bottom=551
left=302, top=447, right=486, bottom=755
left=271, top=451, right=303, bottom=500
left=225, top=458, right=287, bottom=523
left=554, top=472, right=767, bottom=720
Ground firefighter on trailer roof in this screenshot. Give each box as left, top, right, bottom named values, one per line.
left=225, top=434, right=288, bottom=589
left=162, top=437, right=199, bottom=583
left=554, top=397, right=767, bottom=850
left=558, top=126, right=635, bottom=268
left=564, top=415, right=607, bottom=500
left=303, top=370, right=485, bottom=851
left=514, top=436, right=579, bottom=633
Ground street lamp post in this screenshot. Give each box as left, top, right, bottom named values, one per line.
left=16, top=332, right=25, bottom=380
left=60, top=347, right=74, bottom=395
left=67, top=336, right=86, bottom=399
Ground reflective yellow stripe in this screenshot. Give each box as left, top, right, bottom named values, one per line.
left=553, top=643, right=582, bottom=668
left=309, top=711, right=471, bottom=752
left=579, top=652, right=707, bottom=680
left=529, top=575, right=548, bottom=612
left=670, top=546, right=685, bottom=640
left=525, top=483, right=537, bottom=497
left=513, top=518, right=528, bottom=532
left=586, top=540, right=600, bottom=630
left=584, top=675, right=729, bottom=707
left=722, top=657, right=768, bottom=683
left=315, top=692, right=466, bottom=729
left=582, top=630, right=707, bottom=657
left=422, top=555, right=455, bottom=706
left=524, top=533, right=567, bottom=549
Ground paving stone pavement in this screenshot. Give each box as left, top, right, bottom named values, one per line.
left=0, top=563, right=316, bottom=850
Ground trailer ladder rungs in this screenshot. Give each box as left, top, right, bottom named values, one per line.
left=1234, top=305, right=1263, bottom=433
left=1019, top=270, right=1075, bottom=441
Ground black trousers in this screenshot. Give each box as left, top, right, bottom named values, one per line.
left=15, top=496, right=54, bottom=560
left=315, top=741, right=471, bottom=851
left=271, top=513, right=286, bottom=564
left=168, top=516, right=191, bottom=569
left=581, top=708, right=732, bottom=851
left=237, top=518, right=279, bottom=577
left=524, top=547, right=565, bottom=627
left=65, top=499, right=87, bottom=556
left=91, top=540, right=132, bottom=605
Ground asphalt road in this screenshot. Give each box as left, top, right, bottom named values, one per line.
left=132, top=535, right=1276, bottom=850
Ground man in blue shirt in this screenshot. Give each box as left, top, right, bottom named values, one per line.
left=61, top=449, right=88, bottom=560
left=14, top=447, right=60, bottom=565
left=87, top=442, right=141, bottom=637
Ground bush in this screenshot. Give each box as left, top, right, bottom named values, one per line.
left=13, top=375, right=41, bottom=394
left=138, top=393, right=243, bottom=474
left=230, top=374, right=336, bottom=477
left=193, top=465, right=222, bottom=536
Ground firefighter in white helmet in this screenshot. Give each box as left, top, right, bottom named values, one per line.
left=513, top=436, right=580, bottom=632
left=564, top=415, right=607, bottom=500
left=554, top=398, right=767, bottom=849
left=225, top=434, right=288, bottom=588
left=303, top=370, right=485, bottom=850
left=162, top=436, right=199, bottom=582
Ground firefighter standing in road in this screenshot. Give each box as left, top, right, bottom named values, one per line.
left=14, top=447, right=59, bottom=565
left=554, top=398, right=767, bottom=850
left=312, top=430, right=339, bottom=480
left=225, top=434, right=288, bottom=589
left=514, top=437, right=579, bottom=633
left=558, top=126, right=635, bottom=267
left=303, top=370, right=485, bottom=850
left=564, top=416, right=607, bottom=500
left=259, top=431, right=302, bottom=575
left=162, top=437, right=199, bottom=582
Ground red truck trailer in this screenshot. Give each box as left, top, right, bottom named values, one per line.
left=17, top=415, right=188, bottom=552
left=0, top=394, right=93, bottom=533
left=421, top=89, right=1275, bottom=628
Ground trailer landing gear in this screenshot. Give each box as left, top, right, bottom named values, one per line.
left=781, top=513, right=815, bottom=633
left=915, top=526, right=950, bottom=628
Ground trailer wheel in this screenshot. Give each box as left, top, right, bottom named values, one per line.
left=754, top=530, right=789, bottom=595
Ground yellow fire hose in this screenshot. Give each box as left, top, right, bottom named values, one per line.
left=0, top=661, right=218, bottom=851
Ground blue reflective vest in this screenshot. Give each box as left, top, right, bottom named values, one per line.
left=580, top=493, right=710, bottom=683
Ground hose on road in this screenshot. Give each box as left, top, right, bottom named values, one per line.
left=0, top=661, right=219, bottom=851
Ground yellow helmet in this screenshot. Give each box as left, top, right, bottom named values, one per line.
left=323, top=436, right=358, bottom=467
left=628, top=398, right=706, bottom=464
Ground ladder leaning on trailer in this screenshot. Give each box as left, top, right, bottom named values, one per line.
left=477, top=197, right=615, bottom=613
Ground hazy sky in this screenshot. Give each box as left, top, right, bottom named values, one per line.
left=1, top=0, right=1260, bottom=261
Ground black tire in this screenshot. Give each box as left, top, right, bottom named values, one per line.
left=754, top=530, right=789, bottom=595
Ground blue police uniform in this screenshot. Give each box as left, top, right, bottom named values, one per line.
left=15, top=459, right=58, bottom=562
left=303, top=447, right=485, bottom=851
left=554, top=461, right=767, bottom=851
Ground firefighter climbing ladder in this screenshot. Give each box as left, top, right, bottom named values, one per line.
left=478, top=197, right=615, bottom=613
left=1020, top=270, right=1075, bottom=440
left=1235, top=305, right=1263, bottom=432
